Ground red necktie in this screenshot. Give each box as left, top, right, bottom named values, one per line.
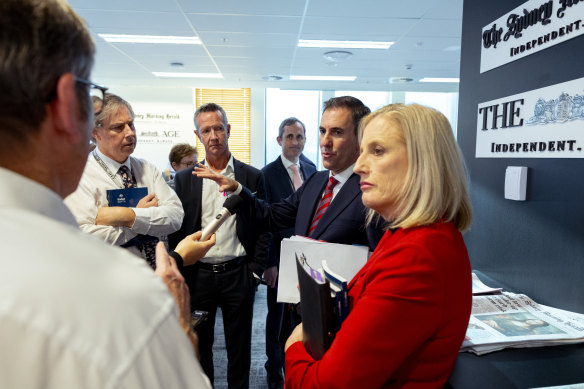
left=308, top=177, right=338, bottom=237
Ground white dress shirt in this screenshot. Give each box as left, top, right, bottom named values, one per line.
left=200, top=155, right=246, bottom=264
left=328, top=163, right=355, bottom=201
left=65, top=148, right=184, bottom=259
left=0, top=167, right=210, bottom=389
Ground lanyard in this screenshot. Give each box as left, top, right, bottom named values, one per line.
left=92, top=150, right=135, bottom=189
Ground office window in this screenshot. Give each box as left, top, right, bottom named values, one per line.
left=265, top=88, right=321, bottom=166
left=334, top=90, right=391, bottom=112
left=195, top=88, right=251, bottom=164
left=404, top=92, right=459, bottom=136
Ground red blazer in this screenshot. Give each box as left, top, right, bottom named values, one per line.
left=285, top=222, right=472, bottom=389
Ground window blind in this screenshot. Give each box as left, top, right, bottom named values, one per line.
left=194, top=88, right=251, bottom=164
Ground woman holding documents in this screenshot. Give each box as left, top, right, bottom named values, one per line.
left=284, top=104, right=473, bottom=388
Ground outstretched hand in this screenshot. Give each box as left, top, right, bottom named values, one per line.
left=193, top=163, right=239, bottom=193
left=174, top=231, right=216, bottom=267
left=154, top=242, right=200, bottom=358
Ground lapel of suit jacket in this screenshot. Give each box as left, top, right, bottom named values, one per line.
left=310, top=172, right=361, bottom=239
left=233, top=157, right=246, bottom=184
left=299, top=160, right=314, bottom=181
left=297, top=171, right=328, bottom=235
left=190, top=164, right=203, bottom=231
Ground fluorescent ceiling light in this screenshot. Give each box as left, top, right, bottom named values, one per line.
left=152, top=72, right=223, bottom=79
left=419, top=77, right=460, bottom=83
left=290, top=75, right=356, bottom=81
left=298, top=39, right=393, bottom=49
left=99, top=34, right=201, bottom=44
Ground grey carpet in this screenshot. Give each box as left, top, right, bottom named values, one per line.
left=211, top=284, right=271, bottom=389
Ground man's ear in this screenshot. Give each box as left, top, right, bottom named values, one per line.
left=226, top=123, right=231, bottom=138
left=194, top=129, right=202, bottom=142
left=171, top=161, right=179, bottom=171
left=277, top=136, right=283, bottom=147
left=50, top=73, right=84, bottom=143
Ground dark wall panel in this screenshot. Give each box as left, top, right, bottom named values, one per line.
left=459, top=0, right=584, bottom=312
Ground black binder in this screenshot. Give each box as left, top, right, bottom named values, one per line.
left=296, top=255, right=337, bottom=360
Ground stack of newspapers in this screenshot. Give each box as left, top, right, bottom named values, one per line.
left=461, top=273, right=584, bottom=355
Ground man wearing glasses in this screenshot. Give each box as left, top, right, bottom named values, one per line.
left=167, top=143, right=198, bottom=189
left=0, top=0, right=213, bottom=387
left=66, top=93, right=184, bottom=269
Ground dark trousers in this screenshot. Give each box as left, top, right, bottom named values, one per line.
left=189, top=260, right=256, bottom=389
left=265, top=284, right=285, bottom=372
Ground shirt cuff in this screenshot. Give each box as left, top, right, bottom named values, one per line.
left=232, top=183, right=243, bottom=196
left=130, top=207, right=149, bottom=234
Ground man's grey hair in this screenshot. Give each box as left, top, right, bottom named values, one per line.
left=0, top=0, right=95, bottom=142
left=95, top=93, right=135, bottom=128
left=278, top=117, right=306, bottom=138
left=193, top=103, right=228, bottom=132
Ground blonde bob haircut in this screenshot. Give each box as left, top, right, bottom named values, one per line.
left=358, top=103, right=472, bottom=232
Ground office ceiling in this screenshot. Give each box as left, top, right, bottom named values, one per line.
left=69, top=0, right=463, bottom=92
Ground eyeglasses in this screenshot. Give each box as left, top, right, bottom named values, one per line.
left=178, top=160, right=197, bottom=167
left=75, top=77, right=108, bottom=115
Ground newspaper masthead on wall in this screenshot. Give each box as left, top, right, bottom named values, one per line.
left=481, top=0, right=584, bottom=73
left=476, top=76, right=584, bottom=158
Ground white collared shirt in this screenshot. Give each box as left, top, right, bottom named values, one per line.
left=64, top=147, right=184, bottom=260
left=200, top=155, right=246, bottom=264
left=0, top=167, right=210, bottom=389
left=328, top=163, right=355, bottom=201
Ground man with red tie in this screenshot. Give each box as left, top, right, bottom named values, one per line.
left=198, top=96, right=384, bottom=252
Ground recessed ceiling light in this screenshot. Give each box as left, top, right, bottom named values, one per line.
left=152, top=72, right=223, bottom=78
left=389, top=77, right=415, bottom=84
left=419, top=77, right=459, bottom=83
left=290, top=75, right=356, bottom=81
left=298, top=39, right=393, bottom=49
left=323, top=51, right=353, bottom=62
left=99, top=34, right=201, bottom=44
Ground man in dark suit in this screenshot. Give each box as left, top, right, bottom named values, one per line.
left=169, top=103, right=269, bottom=389
left=262, top=117, right=316, bottom=388
left=199, top=96, right=384, bottom=251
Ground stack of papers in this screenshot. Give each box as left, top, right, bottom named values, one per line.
left=462, top=273, right=584, bottom=355
left=277, top=236, right=370, bottom=304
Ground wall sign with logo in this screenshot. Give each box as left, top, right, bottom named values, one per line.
left=131, top=102, right=195, bottom=170
left=476, top=76, right=584, bottom=158
left=481, top=0, right=584, bottom=73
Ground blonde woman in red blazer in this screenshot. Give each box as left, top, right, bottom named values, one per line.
left=284, top=103, right=473, bottom=389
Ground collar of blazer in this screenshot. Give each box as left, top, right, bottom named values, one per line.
left=309, top=172, right=361, bottom=238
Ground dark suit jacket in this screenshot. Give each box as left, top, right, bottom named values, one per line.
left=239, top=169, right=384, bottom=251
left=299, top=153, right=316, bottom=168
left=262, top=156, right=317, bottom=268
left=169, top=158, right=269, bottom=277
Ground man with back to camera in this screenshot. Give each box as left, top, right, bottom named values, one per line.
left=169, top=103, right=270, bottom=389
left=197, top=96, right=384, bottom=252
left=0, top=0, right=217, bottom=387
left=262, top=117, right=317, bottom=389
left=65, top=93, right=184, bottom=269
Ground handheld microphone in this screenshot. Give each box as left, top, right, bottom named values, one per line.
left=200, top=195, right=244, bottom=241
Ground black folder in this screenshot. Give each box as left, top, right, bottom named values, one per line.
left=296, top=255, right=337, bottom=360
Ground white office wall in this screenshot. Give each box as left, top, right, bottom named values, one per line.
left=105, top=85, right=267, bottom=171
